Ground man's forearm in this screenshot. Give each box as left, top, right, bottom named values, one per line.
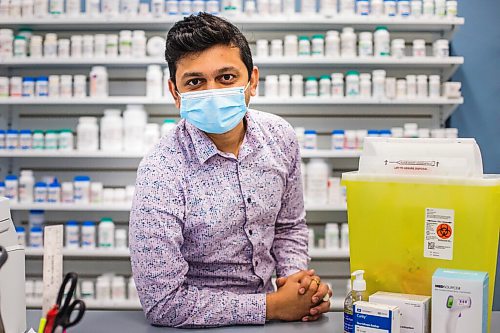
left=141, top=283, right=267, bottom=328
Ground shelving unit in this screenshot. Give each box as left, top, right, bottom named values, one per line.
left=26, top=298, right=142, bottom=311
left=10, top=202, right=347, bottom=212
left=1, top=12, right=464, bottom=313
left=0, top=16, right=464, bottom=35
left=0, top=97, right=463, bottom=105
left=24, top=247, right=349, bottom=260
left=0, top=149, right=362, bottom=159
left=0, top=56, right=464, bottom=79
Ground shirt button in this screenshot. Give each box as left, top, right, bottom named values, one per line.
left=247, top=197, right=252, bottom=204
left=255, top=261, right=259, bottom=266
left=249, top=230, right=253, bottom=236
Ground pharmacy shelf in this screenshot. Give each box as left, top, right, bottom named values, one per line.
left=0, top=56, right=464, bottom=68
left=0, top=96, right=464, bottom=106
left=0, top=149, right=361, bottom=159
left=25, top=247, right=131, bottom=258
left=10, top=203, right=132, bottom=211
left=0, top=56, right=463, bottom=80
left=301, top=150, right=361, bottom=159
left=10, top=203, right=347, bottom=212
left=25, top=248, right=349, bottom=260
left=308, top=249, right=350, bottom=260
left=0, top=150, right=146, bottom=158
left=0, top=16, right=464, bottom=34
left=26, top=298, right=142, bottom=310
left=26, top=297, right=344, bottom=311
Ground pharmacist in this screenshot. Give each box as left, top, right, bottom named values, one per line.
left=129, top=13, right=332, bottom=328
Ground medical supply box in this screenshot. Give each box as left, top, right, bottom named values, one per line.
left=342, top=138, right=500, bottom=332
left=432, top=268, right=488, bottom=333
left=353, top=301, right=401, bottom=333
left=369, top=292, right=430, bottom=333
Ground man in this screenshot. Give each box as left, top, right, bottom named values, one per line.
left=129, top=13, right=332, bottom=328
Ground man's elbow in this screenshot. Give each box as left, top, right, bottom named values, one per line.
left=144, top=300, right=192, bottom=328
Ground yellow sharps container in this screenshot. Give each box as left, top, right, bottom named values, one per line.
left=342, top=137, right=500, bottom=331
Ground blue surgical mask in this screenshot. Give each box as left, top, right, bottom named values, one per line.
left=178, top=83, right=250, bottom=134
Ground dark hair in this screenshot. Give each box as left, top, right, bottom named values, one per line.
left=165, top=13, right=253, bottom=86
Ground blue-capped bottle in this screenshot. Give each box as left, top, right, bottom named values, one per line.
left=344, top=270, right=367, bottom=333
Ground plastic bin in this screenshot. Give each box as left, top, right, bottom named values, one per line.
left=342, top=172, right=500, bottom=331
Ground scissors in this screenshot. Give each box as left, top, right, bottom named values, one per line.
left=0, top=246, right=7, bottom=333
left=44, top=272, right=86, bottom=333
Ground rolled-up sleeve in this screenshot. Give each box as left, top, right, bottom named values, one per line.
left=129, top=161, right=267, bottom=328
left=271, top=131, right=310, bottom=278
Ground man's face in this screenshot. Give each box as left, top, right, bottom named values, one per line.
left=169, top=44, right=259, bottom=108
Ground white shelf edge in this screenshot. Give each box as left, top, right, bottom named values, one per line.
left=0, top=56, right=464, bottom=67
left=25, top=248, right=131, bottom=258
left=0, top=97, right=464, bottom=105
left=0, top=149, right=361, bottom=159
left=308, top=249, right=350, bottom=259
left=10, top=203, right=346, bottom=212
left=26, top=298, right=142, bottom=310
left=0, top=15, right=465, bottom=26
left=25, top=247, right=349, bottom=259
left=10, top=203, right=132, bottom=211
left=0, top=151, right=146, bottom=158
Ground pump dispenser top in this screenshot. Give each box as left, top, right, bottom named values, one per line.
left=352, top=270, right=366, bottom=292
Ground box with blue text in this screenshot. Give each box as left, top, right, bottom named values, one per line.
left=432, top=269, right=488, bottom=333
left=369, top=292, right=430, bottom=333
left=353, top=301, right=401, bottom=333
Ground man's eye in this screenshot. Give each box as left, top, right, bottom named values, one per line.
left=221, top=74, right=235, bottom=81
left=187, top=79, right=202, bottom=86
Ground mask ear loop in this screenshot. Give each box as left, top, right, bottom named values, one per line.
left=243, top=81, right=252, bottom=108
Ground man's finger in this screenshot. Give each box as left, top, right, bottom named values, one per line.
left=298, top=275, right=315, bottom=295
left=302, top=314, right=321, bottom=322
left=288, top=269, right=314, bottom=282
left=311, top=283, right=329, bottom=305
left=276, top=277, right=287, bottom=288
left=310, top=301, right=331, bottom=316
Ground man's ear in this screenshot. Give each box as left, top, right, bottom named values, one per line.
left=168, top=79, right=181, bottom=109
left=250, top=66, right=259, bottom=97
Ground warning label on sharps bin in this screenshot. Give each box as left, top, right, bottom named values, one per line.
left=424, top=208, right=455, bottom=260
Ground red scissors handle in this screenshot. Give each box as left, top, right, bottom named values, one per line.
left=43, top=305, right=59, bottom=333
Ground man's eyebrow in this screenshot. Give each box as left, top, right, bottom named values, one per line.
left=215, top=66, right=241, bottom=75
left=181, top=72, right=205, bottom=79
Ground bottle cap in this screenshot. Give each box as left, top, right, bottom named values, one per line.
left=352, top=270, right=367, bottom=291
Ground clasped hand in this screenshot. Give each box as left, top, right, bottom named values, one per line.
left=266, top=269, right=333, bottom=322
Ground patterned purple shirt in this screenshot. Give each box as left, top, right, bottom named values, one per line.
left=129, top=109, right=309, bottom=328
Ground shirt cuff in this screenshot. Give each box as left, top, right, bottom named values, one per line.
left=234, top=293, right=266, bottom=325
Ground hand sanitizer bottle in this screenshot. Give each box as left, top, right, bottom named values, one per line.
left=344, top=270, right=367, bottom=333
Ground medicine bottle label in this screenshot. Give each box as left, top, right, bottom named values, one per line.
left=344, top=310, right=353, bottom=332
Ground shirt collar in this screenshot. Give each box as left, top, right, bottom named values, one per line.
left=185, top=120, right=219, bottom=165
left=184, top=110, right=263, bottom=165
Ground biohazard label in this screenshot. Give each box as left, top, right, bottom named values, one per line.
left=424, top=208, right=455, bottom=260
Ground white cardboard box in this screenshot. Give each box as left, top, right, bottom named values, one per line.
left=432, top=268, right=489, bottom=333
left=369, top=291, right=430, bottom=333
left=353, top=301, right=401, bottom=333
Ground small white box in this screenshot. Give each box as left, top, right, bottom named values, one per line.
left=432, top=269, right=489, bottom=333
left=353, top=301, right=401, bottom=333
left=369, top=292, right=430, bottom=333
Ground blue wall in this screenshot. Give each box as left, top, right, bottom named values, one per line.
left=451, top=2, right=500, bottom=174
left=450, top=0, right=500, bottom=310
